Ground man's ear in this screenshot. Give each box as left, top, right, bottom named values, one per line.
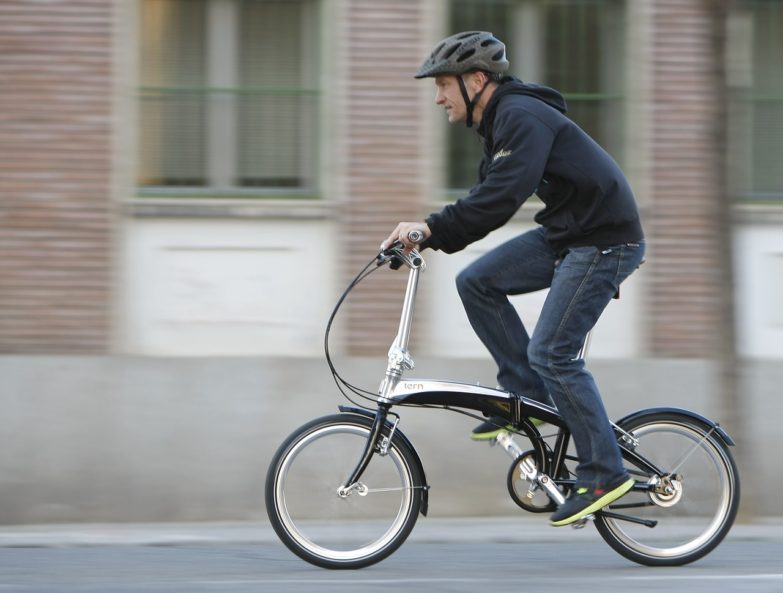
left=469, top=71, right=485, bottom=92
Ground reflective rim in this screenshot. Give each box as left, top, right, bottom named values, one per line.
left=603, top=421, right=734, bottom=559
left=274, top=423, right=414, bottom=562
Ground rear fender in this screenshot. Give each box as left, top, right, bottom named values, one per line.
left=615, top=406, right=735, bottom=447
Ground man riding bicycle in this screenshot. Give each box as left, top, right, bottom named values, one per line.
left=383, top=31, right=645, bottom=526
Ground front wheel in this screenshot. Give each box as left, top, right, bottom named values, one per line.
left=265, top=413, right=424, bottom=569
left=595, top=411, right=740, bottom=566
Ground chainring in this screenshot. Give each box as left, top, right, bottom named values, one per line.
left=506, top=450, right=558, bottom=513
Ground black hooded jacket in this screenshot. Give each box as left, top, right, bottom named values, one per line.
left=422, top=77, right=644, bottom=254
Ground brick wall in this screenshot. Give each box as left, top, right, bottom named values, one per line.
left=0, top=0, right=114, bottom=353
left=0, top=0, right=735, bottom=359
left=341, top=0, right=428, bottom=355
left=647, top=0, right=726, bottom=356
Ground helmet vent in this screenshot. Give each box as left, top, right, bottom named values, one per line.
left=481, top=39, right=499, bottom=47
left=457, top=48, right=476, bottom=62
left=457, top=31, right=479, bottom=39
left=492, top=49, right=505, bottom=62
left=442, top=43, right=461, bottom=60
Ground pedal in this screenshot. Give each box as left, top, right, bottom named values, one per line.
left=571, top=514, right=595, bottom=530
left=525, top=482, right=540, bottom=499
left=495, top=431, right=525, bottom=459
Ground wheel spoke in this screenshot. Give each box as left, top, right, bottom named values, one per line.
left=266, top=415, right=422, bottom=569
left=667, top=425, right=718, bottom=475
left=595, top=414, right=738, bottom=566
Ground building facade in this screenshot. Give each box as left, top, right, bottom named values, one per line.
left=1, top=0, right=782, bottom=522
left=3, top=0, right=782, bottom=360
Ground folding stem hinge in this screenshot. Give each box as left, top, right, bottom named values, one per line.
left=377, top=415, right=400, bottom=456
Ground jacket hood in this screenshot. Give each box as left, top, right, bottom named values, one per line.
left=477, top=77, right=567, bottom=138
left=491, top=77, right=567, bottom=113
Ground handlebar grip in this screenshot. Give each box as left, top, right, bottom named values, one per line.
left=407, top=230, right=425, bottom=243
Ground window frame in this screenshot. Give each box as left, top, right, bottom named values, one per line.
left=136, top=0, right=322, bottom=200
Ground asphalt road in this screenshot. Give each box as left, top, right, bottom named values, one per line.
left=1, top=534, right=782, bottom=593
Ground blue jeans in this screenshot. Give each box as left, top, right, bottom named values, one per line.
left=456, top=227, right=645, bottom=489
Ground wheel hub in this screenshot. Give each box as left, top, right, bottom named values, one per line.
left=648, top=474, right=683, bottom=508
left=336, top=482, right=369, bottom=498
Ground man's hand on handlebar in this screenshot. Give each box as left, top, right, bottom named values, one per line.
left=381, top=222, right=431, bottom=254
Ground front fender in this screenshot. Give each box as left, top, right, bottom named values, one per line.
left=338, top=405, right=430, bottom=516
left=615, top=406, right=735, bottom=447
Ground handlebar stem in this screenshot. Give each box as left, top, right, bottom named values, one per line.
left=395, top=265, right=420, bottom=353
left=378, top=261, right=423, bottom=401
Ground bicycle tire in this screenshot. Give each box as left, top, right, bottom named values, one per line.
left=265, top=413, right=424, bottom=569
left=595, top=411, right=740, bottom=566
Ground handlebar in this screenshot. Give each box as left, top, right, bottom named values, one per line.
left=407, top=229, right=425, bottom=243
left=378, top=239, right=425, bottom=270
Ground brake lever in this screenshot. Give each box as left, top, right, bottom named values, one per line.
left=377, top=242, right=425, bottom=271
left=376, top=241, right=404, bottom=267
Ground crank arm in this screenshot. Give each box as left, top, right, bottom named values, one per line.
left=496, top=431, right=566, bottom=505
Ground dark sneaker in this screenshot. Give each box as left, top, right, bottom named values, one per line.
left=470, top=416, right=513, bottom=441
left=549, top=478, right=635, bottom=526
left=470, top=415, right=545, bottom=441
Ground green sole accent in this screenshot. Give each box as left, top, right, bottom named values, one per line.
left=469, top=427, right=513, bottom=441
left=549, top=478, right=635, bottom=526
left=469, top=417, right=547, bottom=441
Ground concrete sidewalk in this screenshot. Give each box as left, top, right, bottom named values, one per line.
left=0, top=517, right=781, bottom=548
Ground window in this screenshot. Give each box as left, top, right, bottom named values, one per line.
left=746, top=0, right=783, bottom=201
left=138, top=0, right=320, bottom=194
left=445, top=0, right=625, bottom=191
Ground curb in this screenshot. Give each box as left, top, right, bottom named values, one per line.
left=0, top=517, right=781, bottom=548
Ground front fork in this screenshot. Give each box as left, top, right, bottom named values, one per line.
left=338, top=406, right=392, bottom=494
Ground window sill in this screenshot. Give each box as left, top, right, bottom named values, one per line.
left=124, top=197, right=333, bottom=220
left=734, top=203, right=783, bottom=225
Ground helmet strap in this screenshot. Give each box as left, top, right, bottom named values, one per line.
left=457, top=74, right=489, bottom=129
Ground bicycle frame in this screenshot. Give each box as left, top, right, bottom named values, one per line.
left=267, top=244, right=741, bottom=568
left=339, top=246, right=734, bottom=521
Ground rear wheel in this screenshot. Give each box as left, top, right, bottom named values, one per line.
left=265, top=414, right=424, bottom=569
left=595, top=411, right=740, bottom=566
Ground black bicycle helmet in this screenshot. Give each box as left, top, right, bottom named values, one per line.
left=414, top=31, right=509, bottom=79
left=415, top=31, right=509, bottom=128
